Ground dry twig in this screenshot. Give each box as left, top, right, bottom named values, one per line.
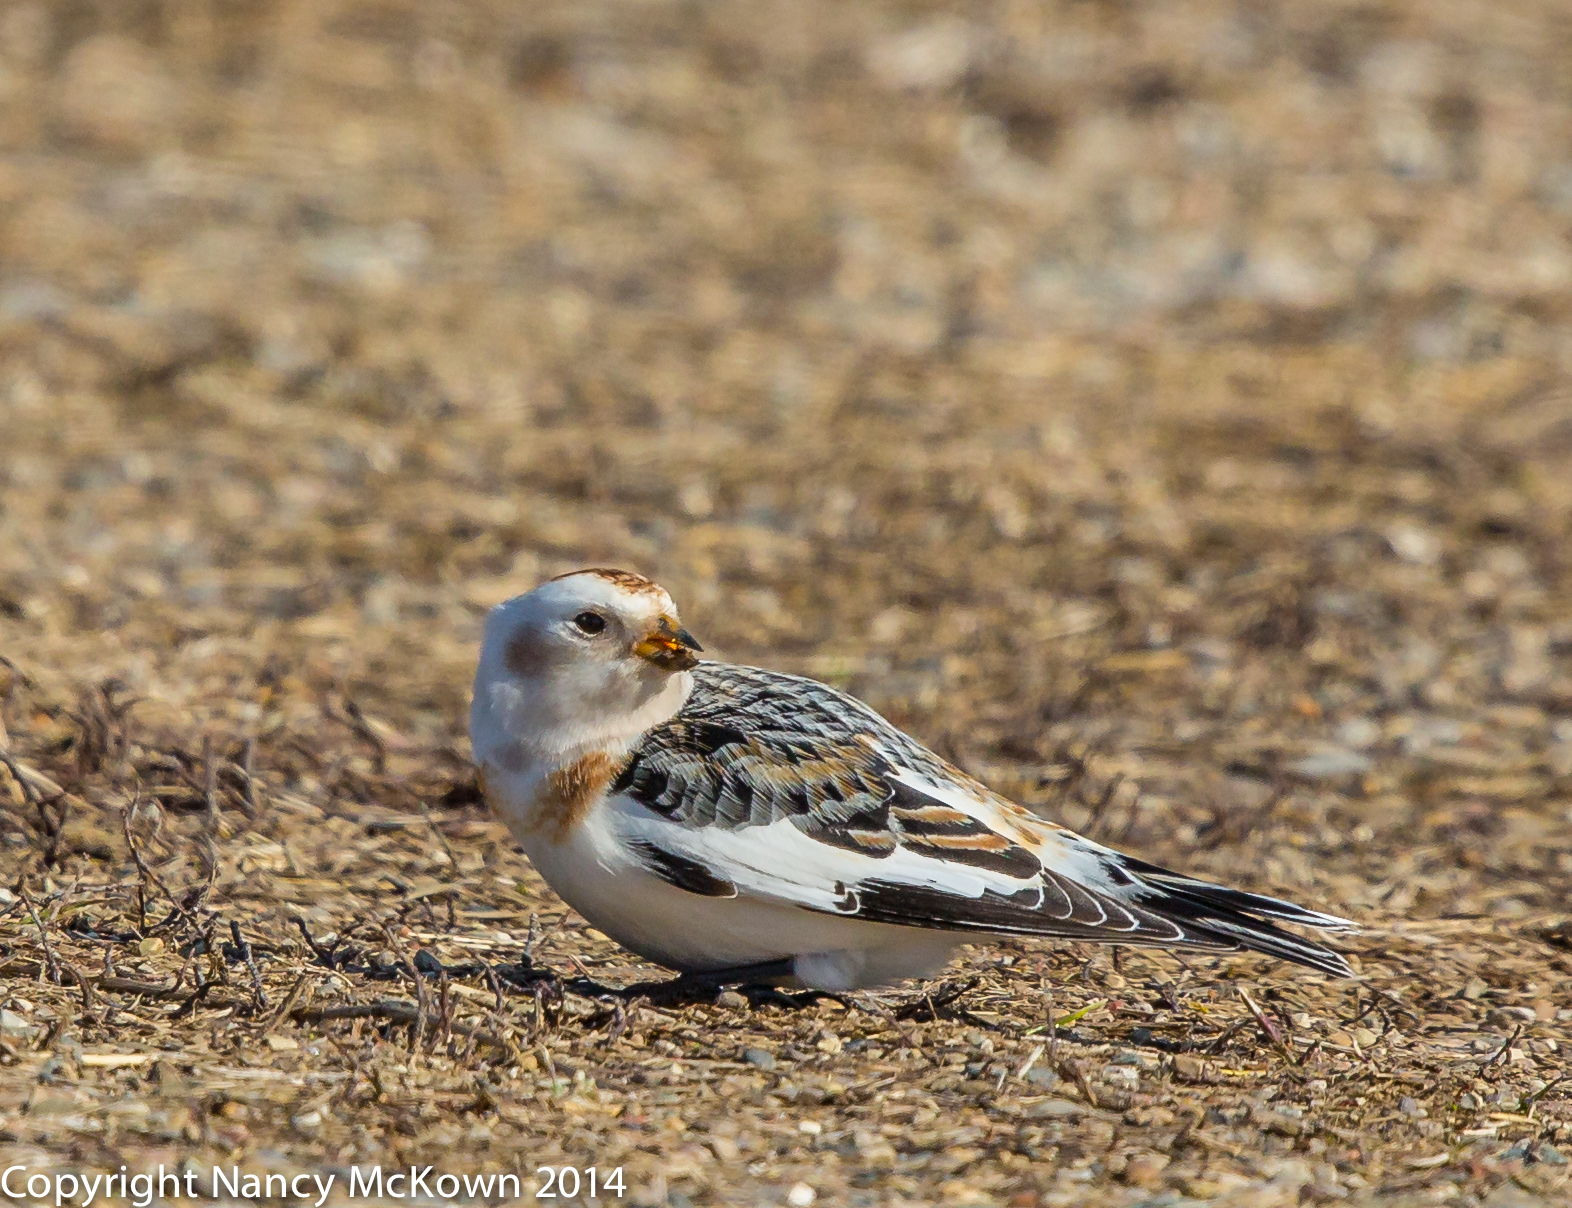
left=231, top=920, right=269, bottom=1012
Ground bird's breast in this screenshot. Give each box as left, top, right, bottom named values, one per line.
left=486, top=749, right=626, bottom=844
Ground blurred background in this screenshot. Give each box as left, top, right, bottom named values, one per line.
left=4, top=3, right=1572, bottom=1198
left=3, top=0, right=1572, bottom=910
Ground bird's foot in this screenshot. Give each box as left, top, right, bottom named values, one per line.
left=620, top=959, right=840, bottom=1008
left=732, top=983, right=847, bottom=1011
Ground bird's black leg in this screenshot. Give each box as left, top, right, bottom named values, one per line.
left=677, top=958, right=799, bottom=989
left=621, top=959, right=806, bottom=1005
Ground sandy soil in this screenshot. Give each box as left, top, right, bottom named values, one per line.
left=2, top=1, right=1572, bottom=1204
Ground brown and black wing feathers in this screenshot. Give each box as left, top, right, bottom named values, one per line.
left=613, top=663, right=1354, bottom=977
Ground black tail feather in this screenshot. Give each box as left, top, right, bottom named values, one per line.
left=1181, top=915, right=1355, bottom=977
left=1115, top=856, right=1356, bottom=977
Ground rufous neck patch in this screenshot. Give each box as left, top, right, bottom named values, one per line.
left=527, top=749, right=625, bottom=841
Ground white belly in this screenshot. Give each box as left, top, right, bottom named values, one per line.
left=506, top=797, right=960, bottom=990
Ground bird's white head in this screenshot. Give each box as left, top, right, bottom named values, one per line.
left=470, top=568, right=701, bottom=772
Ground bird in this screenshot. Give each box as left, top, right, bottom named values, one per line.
left=470, top=568, right=1355, bottom=991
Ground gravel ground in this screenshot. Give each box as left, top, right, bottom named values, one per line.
left=3, top=1, right=1572, bottom=1205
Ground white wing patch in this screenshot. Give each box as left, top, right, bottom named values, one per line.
left=610, top=778, right=1196, bottom=947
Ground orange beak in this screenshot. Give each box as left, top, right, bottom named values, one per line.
left=633, top=616, right=703, bottom=671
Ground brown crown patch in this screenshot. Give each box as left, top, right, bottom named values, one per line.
left=549, top=567, right=663, bottom=595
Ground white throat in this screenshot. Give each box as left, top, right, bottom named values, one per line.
left=471, top=666, right=693, bottom=777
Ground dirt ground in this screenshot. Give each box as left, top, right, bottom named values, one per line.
left=3, top=1, right=1572, bottom=1204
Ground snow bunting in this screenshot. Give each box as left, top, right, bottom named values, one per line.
left=471, top=569, right=1355, bottom=991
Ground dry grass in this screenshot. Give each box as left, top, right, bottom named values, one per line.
left=3, top=1, right=1572, bottom=1204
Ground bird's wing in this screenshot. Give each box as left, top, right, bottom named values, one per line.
left=608, top=664, right=1355, bottom=977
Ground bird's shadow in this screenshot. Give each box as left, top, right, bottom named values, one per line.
left=485, top=958, right=847, bottom=1011
left=437, top=954, right=986, bottom=1022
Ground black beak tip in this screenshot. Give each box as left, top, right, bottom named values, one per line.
left=677, top=627, right=703, bottom=652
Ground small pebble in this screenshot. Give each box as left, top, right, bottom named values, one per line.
left=1289, top=747, right=1372, bottom=778
left=0, top=1009, right=37, bottom=1038
left=1026, top=1098, right=1088, bottom=1119
left=1353, top=1027, right=1380, bottom=1048
left=1122, top=1152, right=1169, bottom=1188
left=743, top=1048, right=776, bottom=1071
left=1173, top=1054, right=1208, bottom=1079
left=715, top=990, right=749, bottom=1010
left=786, top=1183, right=815, bottom=1207
left=1336, top=716, right=1381, bottom=748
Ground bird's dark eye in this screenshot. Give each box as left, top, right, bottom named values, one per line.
left=572, top=611, right=607, bottom=635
